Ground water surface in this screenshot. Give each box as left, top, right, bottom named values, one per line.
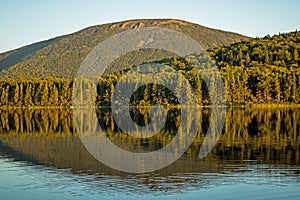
left=0, top=108, right=299, bottom=199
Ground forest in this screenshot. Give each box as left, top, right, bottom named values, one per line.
left=0, top=31, right=299, bottom=107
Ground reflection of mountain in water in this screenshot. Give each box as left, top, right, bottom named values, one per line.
left=0, top=108, right=299, bottom=193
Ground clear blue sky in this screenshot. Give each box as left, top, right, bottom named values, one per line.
left=0, top=0, right=299, bottom=53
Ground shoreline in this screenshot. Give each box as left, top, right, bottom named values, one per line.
left=1, top=103, right=300, bottom=110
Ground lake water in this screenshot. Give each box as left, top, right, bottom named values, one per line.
left=0, top=108, right=299, bottom=199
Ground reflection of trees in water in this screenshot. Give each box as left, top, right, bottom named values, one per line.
left=217, top=108, right=300, bottom=165
left=0, top=109, right=75, bottom=135
left=96, top=107, right=185, bottom=152
left=0, top=108, right=299, bottom=164
left=0, top=107, right=299, bottom=195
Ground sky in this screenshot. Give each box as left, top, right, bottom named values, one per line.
left=0, top=0, right=299, bottom=53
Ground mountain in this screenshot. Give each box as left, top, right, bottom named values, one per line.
left=0, top=30, right=300, bottom=106
left=0, top=19, right=249, bottom=79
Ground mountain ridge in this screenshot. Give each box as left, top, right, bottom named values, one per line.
left=0, top=18, right=250, bottom=78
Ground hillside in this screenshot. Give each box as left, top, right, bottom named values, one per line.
left=208, top=31, right=300, bottom=104
left=0, top=19, right=249, bottom=79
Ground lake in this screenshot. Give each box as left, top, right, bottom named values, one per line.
left=0, top=107, right=299, bottom=199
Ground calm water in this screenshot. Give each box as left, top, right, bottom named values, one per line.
left=0, top=108, right=299, bottom=199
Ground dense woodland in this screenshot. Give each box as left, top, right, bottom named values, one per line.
left=209, top=31, right=300, bottom=104
left=0, top=31, right=299, bottom=107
